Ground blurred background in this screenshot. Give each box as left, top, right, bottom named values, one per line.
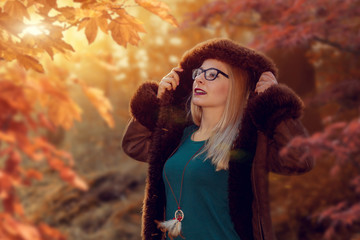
left=1, top=0, right=359, bottom=239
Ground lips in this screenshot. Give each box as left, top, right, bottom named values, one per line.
left=194, top=88, right=207, bottom=95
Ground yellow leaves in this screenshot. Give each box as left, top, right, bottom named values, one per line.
left=109, top=10, right=146, bottom=47
left=135, top=0, right=179, bottom=27
left=81, top=84, right=114, bottom=128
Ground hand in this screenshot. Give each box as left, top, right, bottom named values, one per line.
left=255, top=71, right=278, bottom=94
left=157, top=67, right=183, bottom=99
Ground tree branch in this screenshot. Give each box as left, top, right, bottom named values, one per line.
left=313, top=37, right=360, bottom=55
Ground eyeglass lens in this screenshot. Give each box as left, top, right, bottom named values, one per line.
left=192, top=68, right=219, bottom=81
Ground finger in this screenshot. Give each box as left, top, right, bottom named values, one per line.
left=161, top=79, right=174, bottom=90
left=172, top=67, right=183, bottom=72
left=255, top=81, right=266, bottom=89
left=170, top=69, right=182, bottom=86
left=162, top=77, right=177, bottom=90
left=166, top=76, right=178, bottom=90
left=172, top=72, right=180, bottom=86
left=255, top=86, right=266, bottom=94
left=260, top=71, right=277, bottom=83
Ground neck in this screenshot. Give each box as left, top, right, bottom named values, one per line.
left=194, top=107, right=224, bottom=141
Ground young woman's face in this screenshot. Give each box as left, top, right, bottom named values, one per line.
left=192, top=59, right=230, bottom=110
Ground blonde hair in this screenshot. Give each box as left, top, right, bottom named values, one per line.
left=190, top=63, right=251, bottom=170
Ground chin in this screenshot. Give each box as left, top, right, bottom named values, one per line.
left=191, top=98, right=205, bottom=107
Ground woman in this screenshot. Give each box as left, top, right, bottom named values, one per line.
left=122, top=38, right=314, bottom=240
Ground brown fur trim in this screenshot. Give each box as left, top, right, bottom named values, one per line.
left=234, top=94, right=259, bottom=154
left=247, top=84, right=304, bottom=137
left=179, top=38, right=278, bottom=93
left=130, top=82, right=159, bottom=131
left=141, top=92, right=190, bottom=239
left=228, top=100, right=258, bottom=240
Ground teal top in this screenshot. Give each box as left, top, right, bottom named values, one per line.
left=163, top=125, right=241, bottom=240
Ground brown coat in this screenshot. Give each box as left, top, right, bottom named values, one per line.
left=122, top=39, right=314, bottom=240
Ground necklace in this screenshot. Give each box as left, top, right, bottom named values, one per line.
left=157, top=131, right=205, bottom=239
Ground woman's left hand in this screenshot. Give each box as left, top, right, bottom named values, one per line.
left=255, top=71, right=278, bottom=94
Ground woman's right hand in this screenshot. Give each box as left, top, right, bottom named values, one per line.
left=157, top=67, right=183, bottom=99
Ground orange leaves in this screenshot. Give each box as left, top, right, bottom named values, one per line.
left=108, top=12, right=146, bottom=47
left=0, top=132, right=16, bottom=144
left=38, top=80, right=82, bottom=130
left=0, top=1, right=179, bottom=239
left=96, top=14, right=109, bottom=34
left=0, top=80, right=31, bottom=114
left=84, top=18, right=98, bottom=44
left=0, top=0, right=178, bottom=71
left=78, top=14, right=108, bottom=44
left=38, top=223, right=66, bottom=240
left=46, top=96, right=82, bottom=130
left=135, top=0, right=179, bottom=27
left=0, top=214, right=40, bottom=240
left=0, top=214, right=66, bottom=240
left=47, top=157, right=88, bottom=191
left=16, top=55, right=45, bottom=73
left=4, top=0, right=30, bottom=21
left=81, top=84, right=114, bottom=128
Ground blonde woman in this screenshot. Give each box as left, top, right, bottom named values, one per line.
left=122, top=38, right=314, bottom=240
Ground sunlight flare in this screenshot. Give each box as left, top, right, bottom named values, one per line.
left=22, top=25, right=49, bottom=36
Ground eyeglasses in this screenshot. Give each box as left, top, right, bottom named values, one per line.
left=192, top=67, right=229, bottom=81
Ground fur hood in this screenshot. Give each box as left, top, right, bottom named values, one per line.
left=178, top=38, right=278, bottom=95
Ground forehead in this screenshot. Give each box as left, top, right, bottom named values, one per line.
left=200, top=59, right=228, bottom=72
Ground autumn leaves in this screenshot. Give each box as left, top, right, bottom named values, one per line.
left=0, top=0, right=178, bottom=73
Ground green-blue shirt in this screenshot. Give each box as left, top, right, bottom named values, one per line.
left=163, top=125, right=241, bottom=240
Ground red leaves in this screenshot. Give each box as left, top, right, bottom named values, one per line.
left=281, top=117, right=360, bottom=239
left=186, top=0, right=360, bottom=54
left=316, top=202, right=360, bottom=240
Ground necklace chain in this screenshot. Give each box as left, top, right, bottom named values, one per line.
left=163, top=143, right=204, bottom=209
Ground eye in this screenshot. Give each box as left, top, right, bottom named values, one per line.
left=207, top=70, right=217, bottom=79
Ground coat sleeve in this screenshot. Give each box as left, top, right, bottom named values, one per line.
left=121, top=82, right=160, bottom=162
left=122, top=118, right=152, bottom=163
left=266, top=118, right=314, bottom=174
left=247, top=83, right=314, bottom=174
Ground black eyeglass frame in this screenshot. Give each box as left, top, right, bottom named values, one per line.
left=192, top=67, right=229, bottom=81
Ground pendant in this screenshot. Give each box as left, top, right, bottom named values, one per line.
left=174, top=209, right=184, bottom=222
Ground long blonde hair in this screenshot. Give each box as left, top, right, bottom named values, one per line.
left=190, top=63, right=251, bottom=170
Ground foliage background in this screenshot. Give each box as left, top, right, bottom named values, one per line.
left=0, top=0, right=359, bottom=240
